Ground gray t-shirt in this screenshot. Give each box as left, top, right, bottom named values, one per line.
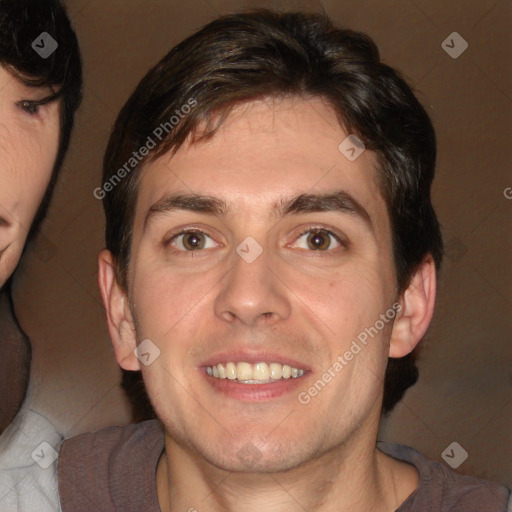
left=58, top=420, right=510, bottom=511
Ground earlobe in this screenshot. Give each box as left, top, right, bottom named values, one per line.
left=389, top=256, right=437, bottom=358
left=98, top=249, right=141, bottom=371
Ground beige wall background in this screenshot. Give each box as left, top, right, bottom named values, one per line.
left=12, top=0, right=511, bottom=486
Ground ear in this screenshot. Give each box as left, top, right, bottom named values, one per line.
left=389, top=255, right=437, bottom=358
left=98, top=249, right=141, bottom=371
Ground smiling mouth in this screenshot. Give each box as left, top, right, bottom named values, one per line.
left=206, top=361, right=306, bottom=383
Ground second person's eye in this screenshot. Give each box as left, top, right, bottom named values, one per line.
left=17, top=100, right=41, bottom=115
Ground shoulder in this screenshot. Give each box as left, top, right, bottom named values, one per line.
left=58, top=420, right=163, bottom=512
left=59, top=419, right=162, bottom=460
left=0, top=405, right=63, bottom=512
left=379, top=442, right=510, bottom=512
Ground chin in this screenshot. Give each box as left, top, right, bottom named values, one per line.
left=199, top=435, right=311, bottom=474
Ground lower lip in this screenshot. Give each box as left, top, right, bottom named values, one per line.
left=202, top=369, right=309, bottom=402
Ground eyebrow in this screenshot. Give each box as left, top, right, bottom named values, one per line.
left=16, top=78, right=61, bottom=104
left=144, top=190, right=373, bottom=232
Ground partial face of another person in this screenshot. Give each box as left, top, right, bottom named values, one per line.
left=0, top=65, right=60, bottom=287
left=102, top=96, right=432, bottom=473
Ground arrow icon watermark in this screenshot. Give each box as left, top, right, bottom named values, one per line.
left=441, top=32, right=468, bottom=59
left=31, top=442, right=58, bottom=469
left=31, top=32, right=58, bottom=59
left=134, top=339, right=161, bottom=366
left=338, top=134, right=365, bottom=161
left=442, top=441, right=468, bottom=469
left=236, top=236, right=263, bottom=263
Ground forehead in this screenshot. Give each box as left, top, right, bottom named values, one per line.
left=135, top=97, right=387, bottom=226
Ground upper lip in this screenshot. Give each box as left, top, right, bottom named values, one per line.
left=200, top=351, right=311, bottom=371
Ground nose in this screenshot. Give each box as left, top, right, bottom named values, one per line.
left=214, top=243, right=291, bottom=327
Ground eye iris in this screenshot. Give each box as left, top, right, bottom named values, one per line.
left=183, top=233, right=204, bottom=250
left=21, top=101, right=38, bottom=114
left=307, top=231, right=330, bottom=250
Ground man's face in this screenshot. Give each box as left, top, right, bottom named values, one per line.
left=125, top=97, right=399, bottom=472
left=0, top=65, right=60, bottom=287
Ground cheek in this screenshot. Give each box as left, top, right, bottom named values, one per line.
left=130, top=260, right=218, bottom=342
left=292, top=263, right=393, bottom=341
left=0, top=121, right=59, bottom=221
left=19, top=151, right=55, bottom=210
left=25, top=128, right=59, bottom=200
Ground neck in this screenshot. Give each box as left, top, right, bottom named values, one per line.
left=156, top=428, right=418, bottom=512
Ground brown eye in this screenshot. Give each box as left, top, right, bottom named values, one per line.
left=292, top=228, right=342, bottom=251
left=306, top=230, right=332, bottom=250
left=17, top=100, right=40, bottom=115
left=169, top=230, right=217, bottom=252
left=182, top=232, right=205, bottom=250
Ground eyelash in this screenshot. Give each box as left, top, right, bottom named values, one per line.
left=165, top=226, right=346, bottom=254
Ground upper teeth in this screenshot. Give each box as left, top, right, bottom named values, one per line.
left=206, top=362, right=305, bottom=382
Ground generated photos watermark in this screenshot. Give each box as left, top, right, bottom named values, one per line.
left=338, top=134, right=365, bottom=161
left=31, top=32, right=58, bottom=59
left=93, top=97, right=197, bottom=200
left=134, top=338, right=161, bottom=366
left=441, top=32, right=468, bottom=59
left=297, top=302, right=402, bottom=405
left=442, top=441, right=468, bottom=469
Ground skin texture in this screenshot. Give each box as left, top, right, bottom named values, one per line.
left=0, top=65, right=60, bottom=288
left=99, top=96, right=436, bottom=512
